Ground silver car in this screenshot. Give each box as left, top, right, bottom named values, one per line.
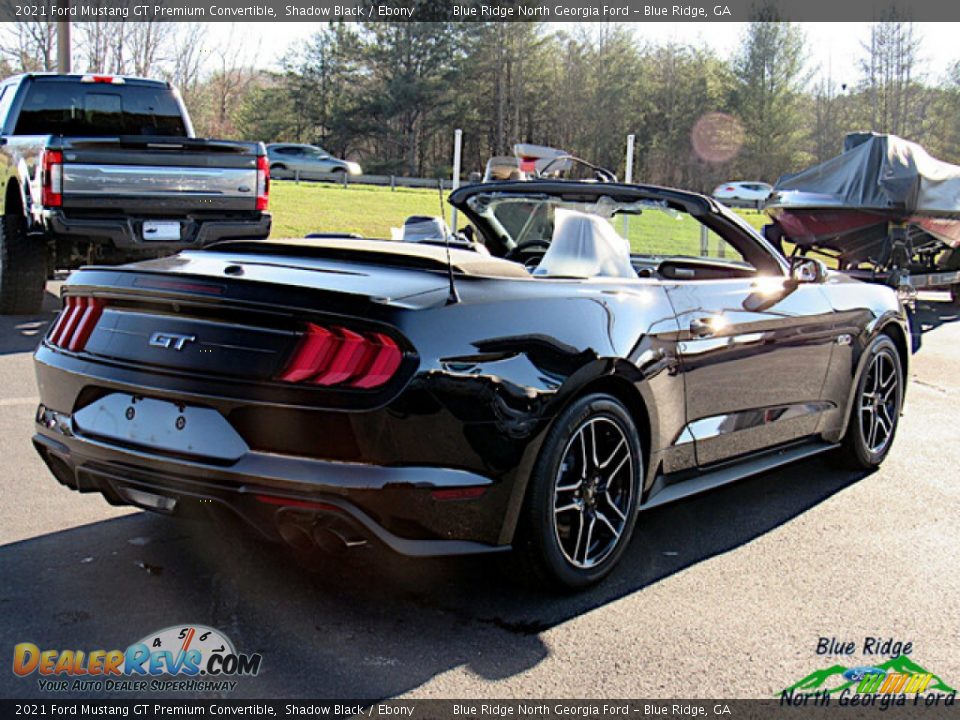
left=266, top=143, right=362, bottom=179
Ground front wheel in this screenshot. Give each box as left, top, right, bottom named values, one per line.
left=515, top=393, right=643, bottom=590
left=835, top=335, right=904, bottom=470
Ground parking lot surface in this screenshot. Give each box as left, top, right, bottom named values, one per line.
left=1, top=285, right=958, bottom=699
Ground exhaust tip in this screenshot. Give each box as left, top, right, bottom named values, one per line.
left=277, top=520, right=315, bottom=552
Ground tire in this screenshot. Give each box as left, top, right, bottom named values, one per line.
left=514, top=393, right=643, bottom=590
left=835, top=335, right=904, bottom=470
left=0, top=213, right=46, bottom=315
left=950, top=283, right=960, bottom=306
left=269, top=163, right=287, bottom=179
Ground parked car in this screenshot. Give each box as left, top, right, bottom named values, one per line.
left=32, top=179, right=909, bottom=589
left=0, top=73, right=271, bottom=315
left=266, top=144, right=362, bottom=179
left=712, top=181, right=773, bottom=208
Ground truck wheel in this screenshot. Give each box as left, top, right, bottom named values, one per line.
left=0, top=213, right=46, bottom=315
left=950, top=283, right=960, bottom=306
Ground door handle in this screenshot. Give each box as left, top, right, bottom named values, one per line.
left=689, top=317, right=718, bottom=338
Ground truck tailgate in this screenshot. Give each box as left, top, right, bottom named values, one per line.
left=59, top=136, right=261, bottom=210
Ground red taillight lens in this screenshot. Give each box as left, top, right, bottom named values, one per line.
left=42, top=149, right=63, bottom=207
left=278, top=323, right=403, bottom=389
left=256, top=154, right=269, bottom=211
left=48, top=296, right=106, bottom=352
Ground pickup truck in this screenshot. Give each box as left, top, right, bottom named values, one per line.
left=0, top=73, right=271, bottom=314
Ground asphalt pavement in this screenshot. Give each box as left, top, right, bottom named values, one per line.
left=0, top=284, right=958, bottom=699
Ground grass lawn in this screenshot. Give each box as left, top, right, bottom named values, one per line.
left=269, top=180, right=772, bottom=257
left=269, top=181, right=453, bottom=239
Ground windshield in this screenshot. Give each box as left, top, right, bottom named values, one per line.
left=15, top=80, right=188, bottom=136
left=467, top=193, right=748, bottom=263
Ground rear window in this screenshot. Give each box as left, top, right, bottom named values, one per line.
left=14, top=80, right=187, bottom=136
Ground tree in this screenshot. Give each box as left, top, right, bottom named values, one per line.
left=729, top=15, right=811, bottom=181
left=353, top=23, right=465, bottom=175
left=0, top=20, right=56, bottom=71
left=859, top=17, right=922, bottom=137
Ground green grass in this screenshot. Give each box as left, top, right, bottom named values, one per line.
left=269, top=180, right=772, bottom=258
left=270, top=181, right=453, bottom=239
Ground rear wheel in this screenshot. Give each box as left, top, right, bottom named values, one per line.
left=835, top=335, right=904, bottom=470
left=950, top=283, right=960, bottom=306
left=0, top=213, right=46, bottom=315
left=515, top=393, right=642, bottom=589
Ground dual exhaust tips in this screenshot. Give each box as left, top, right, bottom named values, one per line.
left=275, top=510, right=368, bottom=555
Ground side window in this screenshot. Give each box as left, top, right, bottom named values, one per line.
left=620, top=208, right=748, bottom=265
left=0, top=85, right=14, bottom=131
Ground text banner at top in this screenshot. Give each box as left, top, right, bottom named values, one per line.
left=2, top=0, right=960, bottom=22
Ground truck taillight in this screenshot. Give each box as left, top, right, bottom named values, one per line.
left=277, top=323, right=403, bottom=389
left=48, top=296, right=107, bottom=352
left=256, top=154, right=269, bottom=211
left=42, top=149, right=63, bottom=207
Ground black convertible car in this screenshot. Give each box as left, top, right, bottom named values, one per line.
left=32, top=181, right=910, bottom=588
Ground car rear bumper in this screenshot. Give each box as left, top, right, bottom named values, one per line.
left=32, top=412, right=509, bottom=557
left=44, top=208, right=272, bottom=251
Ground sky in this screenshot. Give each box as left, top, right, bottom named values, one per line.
left=206, top=21, right=960, bottom=84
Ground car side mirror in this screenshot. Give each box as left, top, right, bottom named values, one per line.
left=789, top=257, right=827, bottom=285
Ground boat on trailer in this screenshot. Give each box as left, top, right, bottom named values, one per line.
left=763, top=132, right=960, bottom=303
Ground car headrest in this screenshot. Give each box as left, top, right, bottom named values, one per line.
left=534, top=209, right=636, bottom=279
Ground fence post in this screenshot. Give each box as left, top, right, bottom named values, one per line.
left=622, top=133, right=635, bottom=238
left=700, top=224, right=709, bottom=257
left=390, top=175, right=395, bottom=192
left=342, top=172, right=348, bottom=189
left=450, top=128, right=462, bottom=232
left=295, top=169, right=300, bottom=185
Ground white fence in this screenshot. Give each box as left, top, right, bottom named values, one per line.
left=273, top=170, right=461, bottom=190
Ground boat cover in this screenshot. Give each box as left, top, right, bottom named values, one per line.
left=774, top=133, right=960, bottom=215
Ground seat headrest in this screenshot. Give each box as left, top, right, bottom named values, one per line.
left=534, top=209, right=636, bottom=279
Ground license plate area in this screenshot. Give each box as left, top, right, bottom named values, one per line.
left=73, top=394, right=248, bottom=462
left=142, top=220, right=181, bottom=241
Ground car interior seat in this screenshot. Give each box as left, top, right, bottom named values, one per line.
left=534, top=208, right=636, bottom=279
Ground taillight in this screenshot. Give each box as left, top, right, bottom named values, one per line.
left=256, top=154, right=269, bottom=211
left=42, top=149, right=63, bottom=207
left=47, top=296, right=106, bottom=352
left=277, top=323, right=403, bottom=389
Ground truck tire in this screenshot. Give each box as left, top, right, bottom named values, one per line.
left=0, top=213, right=46, bottom=315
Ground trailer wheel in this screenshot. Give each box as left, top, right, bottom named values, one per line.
left=0, top=213, right=46, bottom=315
left=951, top=283, right=960, bottom=306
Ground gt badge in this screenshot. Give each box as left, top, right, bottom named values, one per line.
left=149, top=332, right=196, bottom=351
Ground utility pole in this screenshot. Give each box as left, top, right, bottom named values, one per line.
left=57, top=12, right=71, bottom=73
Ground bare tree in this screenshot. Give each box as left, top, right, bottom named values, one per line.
left=0, top=20, right=57, bottom=72
left=196, top=25, right=261, bottom=138
left=164, top=24, right=208, bottom=99
left=860, top=17, right=923, bottom=136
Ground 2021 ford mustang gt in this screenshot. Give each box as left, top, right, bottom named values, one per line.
left=32, top=180, right=909, bottom=588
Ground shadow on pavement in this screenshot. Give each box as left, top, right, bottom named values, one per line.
left=0, top=290, right=59, bottom=356
left=0, top=455, right=866, bottom=699
left=914, top=296, right=958, bottom=335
